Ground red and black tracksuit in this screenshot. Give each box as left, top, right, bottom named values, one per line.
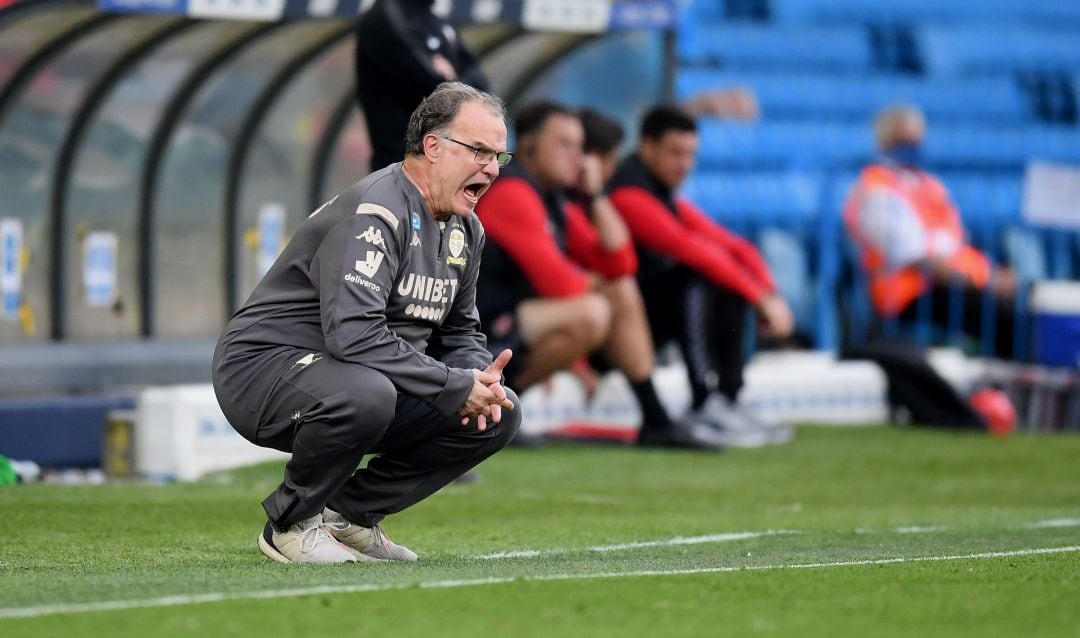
left=476, top=165, right=684, bottom=431
left=608, top=154, right=778, bottom=406
left=475, top=165, right=637, bottom=384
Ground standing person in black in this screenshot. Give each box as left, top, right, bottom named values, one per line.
left=356, top=0, right=490, bottom=172
left=213, top=83, right=519, bottom=565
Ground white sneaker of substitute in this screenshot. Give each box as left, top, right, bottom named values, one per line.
left=690, top=394, right=772, bottom=449
left=723, top=398, right=795, bottom=445
left=323, top=508, right=419, bottom=562
left=258, top=513, right=357, bottom=564
left=697, top=394, right=795, bottom=446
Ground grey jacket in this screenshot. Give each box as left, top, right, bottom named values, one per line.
left=216, top=163, right=490, bottom=416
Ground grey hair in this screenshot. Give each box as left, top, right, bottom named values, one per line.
left=404, top=81, right=507, bottom=156
left=874, top=104, right=926, bottom=151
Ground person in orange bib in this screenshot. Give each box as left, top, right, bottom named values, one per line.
left=843, top=105, right=1019, bottom=358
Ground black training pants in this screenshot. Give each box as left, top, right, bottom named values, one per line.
left=639, top=267, right=750, bottom=404
left=213, top=346, right=520, bottom=530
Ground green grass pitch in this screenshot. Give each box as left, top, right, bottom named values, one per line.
left=1, top=426, right=1079, bottom=637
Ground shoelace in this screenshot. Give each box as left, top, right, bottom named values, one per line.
left=372, top=524, right=388, bottom=549
left=298, top=524, right=334, bottom=554
left=324, top=516, right=387, bottom=550
left=323, top=518, right=349, bottom=533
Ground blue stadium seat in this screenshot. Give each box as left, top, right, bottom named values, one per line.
left=919, top=26, right=1080, bottom=75
left=696, top=120, right=873, bottom=170
left=939, top=173, right=1023, bottom=222
left=1074, top=234, right=1080, bottom=279
left=837, top=234, right=876, bottom=347
left=678, top=0, right=727, bottom=24
left=681, top=170, right=824, bottom=228
left=770, top=0, right=1080, bottom=26
left=678, top=24, right=873, bottom=71
left=932, top=173, right=1023, bottom=253
left=925, top=125, right=1080, bottom=169
left=1002, top=226, right=1048, bottom=282
left=1047, top=231, right=1076, bottom=279
left=676, top=70, right=1031, bottom=123
left=677, top=0, right=1080, bottom=354
left=759, top=228, right=816, bottom=342
left=823, top=173, right=859, bottom=219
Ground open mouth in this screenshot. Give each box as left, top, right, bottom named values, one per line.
left=462, top=182, right=486, bottom=204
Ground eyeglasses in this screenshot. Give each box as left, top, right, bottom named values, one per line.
left=442, top=136, right=513, bottom=167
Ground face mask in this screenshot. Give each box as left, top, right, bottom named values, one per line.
left=885, top=143, right=922, bottom=168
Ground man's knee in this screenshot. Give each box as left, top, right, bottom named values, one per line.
left=316, top=371, right=397, bottom=447
left=603, top=276, right=645, bottom=311
left=472, top=386, right=521, bottom=450
left=497, top=387, right=523, bottom=437
left=576, top=293, right=612, bottom=348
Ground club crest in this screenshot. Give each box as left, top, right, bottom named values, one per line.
left=447, top=228, right=466, bottom=266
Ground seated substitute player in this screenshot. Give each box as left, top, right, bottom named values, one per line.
left=212, top=82, right=520, bottom=564
left=475, top=101, right=726, bottom=450
left=577, top=107, right=626, bottom=187
left=843, top=105, right=1019, bottom=358
left=607, top=105, right=795, bottom=446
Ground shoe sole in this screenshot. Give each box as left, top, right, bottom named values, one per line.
left=712, top=430, right=773, bottom=449
left=258, top=533, right=364, bottom=564
left=636, top=437, right=724, bottom=451
left=258, top=533, right=294, bottom=564
left=765, top=426, right=795, bottom=445
left=339, top=545, right=389, bottom=563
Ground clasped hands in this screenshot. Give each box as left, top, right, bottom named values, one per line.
left=458, top=349, right=515, bottom=431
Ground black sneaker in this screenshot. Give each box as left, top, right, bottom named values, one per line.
left=636, top=420, right=725, bottom=451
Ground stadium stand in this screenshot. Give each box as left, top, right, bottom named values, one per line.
left=677, top=71, right=1033, bottom=123
left=678, top=23, right=874, bottom=71
left=769, top=0, right=1080, bottom=26
left=4, top=0, right=1080, bottom=468
left=676, top=0, right=1080, bottom=358
left=918, top=26, right=1080, bottom=76
left=0, top=0, right=692, bottom=466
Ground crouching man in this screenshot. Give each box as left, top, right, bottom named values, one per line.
left=212, top=82, right=520, bottom=564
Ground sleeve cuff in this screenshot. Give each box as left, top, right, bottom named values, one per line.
left=431, top=367, right=475, bottom=416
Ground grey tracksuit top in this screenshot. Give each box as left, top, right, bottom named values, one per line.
left=216, top=163, right=491, bottom=416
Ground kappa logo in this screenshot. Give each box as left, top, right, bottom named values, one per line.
left=411, top=233, right=422, bottom=248
left=356, top=225, right=385, bottom=249
left=447, top=227, right=466, bottom=266
left=291, top=353, right=323, bottom=370
left=355, top=250, right=384, bottom=277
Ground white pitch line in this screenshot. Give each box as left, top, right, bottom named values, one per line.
left=1028, top=518, right=1080, bottom=529
left=894, top=525, right=948, bottom=534
left=474, top=530, right=794, bottom=560
left=511, top=490, right=625, bottom=506
left=1, top=546, right=1077, bottom=620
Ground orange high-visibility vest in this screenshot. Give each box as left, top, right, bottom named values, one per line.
left=843, top=164, right=991, bottom=316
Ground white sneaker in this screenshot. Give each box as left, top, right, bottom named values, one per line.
left=324, top=508, right=419, bottom=562
left=721, top=397, right=795, bottom=445
left=690, top=394, right=773, bottom=449
left=258, top=513, right=357, bottom=564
